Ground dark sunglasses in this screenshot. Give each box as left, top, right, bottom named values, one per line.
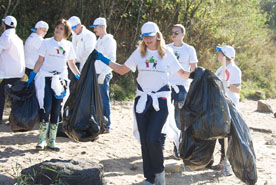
left=171, top=31, right=180, bottom=35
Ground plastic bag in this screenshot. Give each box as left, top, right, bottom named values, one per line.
left=181, top=67, right=231, bottom=140
left=5, top=81, right=39, bottom=132
left=62, top=51, right=106, bottom=142
left=227, top=101, right=257, bottom=185
left=179, top=127, right=216, bottom=170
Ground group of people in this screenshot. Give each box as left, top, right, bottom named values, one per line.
left=0, top=15, right=241, bottom=185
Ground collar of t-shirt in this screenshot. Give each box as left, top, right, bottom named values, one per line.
left=3, top=28, right=16, bottom=35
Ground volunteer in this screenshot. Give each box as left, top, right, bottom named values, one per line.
left=25, top=21, right=48, bottom=76
left=0, top=16, right=25, bottom=125
left=90, top=17, right=116, bottom=133
left=27, top=19, right=80, bottom=151
left=94, top=21, right=190, bottom=185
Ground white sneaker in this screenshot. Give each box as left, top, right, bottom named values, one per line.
left=155, top=170, right=165, bottom=185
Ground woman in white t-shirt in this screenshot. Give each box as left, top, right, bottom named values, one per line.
left=213, top=45, right=242, bottom=176
left=94, top=22, right=190, bottom=185
left=26, top=19, right=80, bottom=152
left=24, top=21, right=49, bottom=77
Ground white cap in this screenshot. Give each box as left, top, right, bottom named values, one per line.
left=2, top=16, right=17, bottom=28
left=140, top=21, right=160, bottom=38
left=90, top=17, right=107, bottom=28
left=216, top=45, right=235, bottom=59
left=68, top=16, right=81, bottom=30
left=35, top=21, right=49, bottom=29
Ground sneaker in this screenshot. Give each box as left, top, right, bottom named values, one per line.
left=173, top=145, right=181, bottom=160
left=155, top=170, right=165, bottom=185
left=216, top=159, right=233, bottom=176
left=103, top=129, right=110, bottom=134
left=211, top=156, right=225, bottom=171
left=143, top=180, right=155, bottom=185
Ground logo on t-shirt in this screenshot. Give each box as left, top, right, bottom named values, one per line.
left=56, top=46, right=66, bottom=55
left=174, top=51, right=180, bottom=59
left=145, top=56, right=158, bottom=68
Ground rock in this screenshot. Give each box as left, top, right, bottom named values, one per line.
left=265, top=139, right=276, bottom=145
left=18, top=159, right=105, bottom=185
left=165, top=160, right=183, bottom=173
left=257, top=100, right=273, bottom=113
left=274, top=112, right=276, bottom=118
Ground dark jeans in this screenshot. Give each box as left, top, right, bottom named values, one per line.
left=25, top=67, right=33, bottom=77
left=135, top=96, right=168, bottom=183
left=0, top=78, right=21, bottom=121
left=39, top=77, right=63, bottom=124
left=98, top=73, right=112, bottom=130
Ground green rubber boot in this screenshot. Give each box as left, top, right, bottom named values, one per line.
left=47, top=124, right=60, bottom=152
left=36, top=122, right=49, bottom=150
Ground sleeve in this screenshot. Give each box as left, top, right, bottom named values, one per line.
left=0, top=35, right=9, bottom=54
left=168, top=50, right=183, bottom=74
left=37, top=40, right=47, bottom=57
left=229, top=67, right=241, bottom=84
left=81, top=32, right=96, bottom=61
left=124, top=49, right=138, bottom=72
left=189, top=46, right=198, bottom=63
left=33, top=36, right=44, bottom=50
left=67, top=43, right=77, bottom=60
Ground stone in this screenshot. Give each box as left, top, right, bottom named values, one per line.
left=257, top=100, right=273, bottom=113
left=18, top=159, right=105, bottom=185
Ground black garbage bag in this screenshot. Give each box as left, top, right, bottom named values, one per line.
left=181, top=67, right=231, bottom=140
left=62, top=51, right=106, bottom=142
left=5, top=81, right=39, bottom=132
left=227, top=101, right=257, bottom=185
left=179, top=127, right=216, bottom=170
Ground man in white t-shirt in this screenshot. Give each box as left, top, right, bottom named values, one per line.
left=213, top=45, right=242, bottom=176
left=0, top=16, right=25, bottom=125
left=68, top=16, right=96, bottom=71
left=90, top=17, right=117, bottom=133
left=24, top=20, right=49, bottom=76
left=167, top=24, right=198, bottom=159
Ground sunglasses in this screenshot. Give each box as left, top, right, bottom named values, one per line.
left=171, top=31, right=180, bottom=35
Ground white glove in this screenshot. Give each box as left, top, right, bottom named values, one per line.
left=98, top=73, right=106, bottom=84
left=222, top=80, right=230, bottom=88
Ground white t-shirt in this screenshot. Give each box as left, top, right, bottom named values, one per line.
left=0, top=29, right=25, bottom=79
left=167, top=43, right=198, bottom=90
left=124, top=48, right=182, bottom=92
left=24, top=33, right=44, bottom=69
left=38, top=37, right=76, bottom=75
left=72, top=26, right=96, bottom=71
left=215, top=61, right=242, bottom=105
left=95, top=34, right=116, bottom=75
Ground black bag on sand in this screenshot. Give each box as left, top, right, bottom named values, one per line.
left=181, top=67, right=231, bottom=140
left=179, top=127, right=216, bottom=170
left=62, top=51, right=106, bottom=142
left=5, top=81, right=39, bottom=132
left=227, top=101, right=257, bottom=185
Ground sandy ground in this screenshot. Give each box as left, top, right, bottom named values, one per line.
left=0, top=99, right=275, bottom=185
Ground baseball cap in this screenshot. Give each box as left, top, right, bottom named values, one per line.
left=68, top=16, right=81, bottom=30
left=90, top=17, right=107, bottom=28
left=31, top=21, right=49, bottom=32
left=2, top=16, right=17, bottom=28
left=140, top=22, right=159, bottom=38
left=216, top=45, right=235, bottom=59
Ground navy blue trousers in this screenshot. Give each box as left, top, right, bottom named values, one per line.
left=135, top=96, right=168, bottom=183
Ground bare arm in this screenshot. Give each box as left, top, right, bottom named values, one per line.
left=68, top=60, right=80, bottom=75
left=109, top=61, right=131, bottom=75
left=229, top=84, right=241, bottom=93
left=33, top=56, right=45, bottom=73
left=177, top=69, right=190, bottom=79
left=190, top=63, right=197, bottom=72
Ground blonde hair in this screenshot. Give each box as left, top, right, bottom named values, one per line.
left=138, top=32, right=167, bottom=59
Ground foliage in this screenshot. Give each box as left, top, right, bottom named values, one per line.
left=0, top=0, right=275, bottom=100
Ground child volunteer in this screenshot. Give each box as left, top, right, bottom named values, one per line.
left=27, top=19, right=80, bottom=152
left=94, top=22, right=190, bottom=185
left=24, top=21, right=49, bottom=76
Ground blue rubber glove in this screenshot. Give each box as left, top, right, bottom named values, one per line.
left=75, top=73, right=80, bottom=79
left=26, top=71, right=36, bottom=87
left=97, top=52, right=111, bottom=66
